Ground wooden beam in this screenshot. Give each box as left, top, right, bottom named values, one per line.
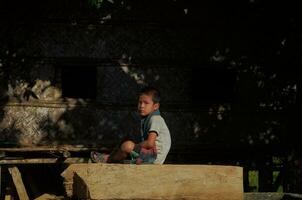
left=0, top=158, right=91, bottom=164
left=8, top=166, right=29, bottom=200
left=34, top=193, right=65, bottom=200
left=62, top=164, right=244, bottom=200
left=0, top=145, right=98, bottom=152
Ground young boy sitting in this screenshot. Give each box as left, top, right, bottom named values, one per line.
left=91, top=86, right=171, bottom=164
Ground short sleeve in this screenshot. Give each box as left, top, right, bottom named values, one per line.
left=147, top=115, right=162, bottom=136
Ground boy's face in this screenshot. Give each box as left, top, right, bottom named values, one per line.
left=137, top=94, right=159, bottom=117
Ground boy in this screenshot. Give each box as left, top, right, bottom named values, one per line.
left=91, top=86, right=171, bottom=164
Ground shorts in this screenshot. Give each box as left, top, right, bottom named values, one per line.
left=130, top=147, right=157, bottom=164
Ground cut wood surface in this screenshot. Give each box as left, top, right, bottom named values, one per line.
left=61, top=164, right=243, bottom=200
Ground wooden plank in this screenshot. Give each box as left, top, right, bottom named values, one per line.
left=0, top=157, right=91, bottom=164
left=0, top=145, right=99, bottom=152
left=61, top=164, right=244, bottom=200
left=8, top=166, right=29, bottom=200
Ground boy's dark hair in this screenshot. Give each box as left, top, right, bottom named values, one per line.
left=139, top=86, right=161, bottom=103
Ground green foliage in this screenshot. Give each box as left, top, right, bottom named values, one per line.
left=89, top=0, right=104, bottom=9
left=249, top=170, right=259, bottom=192
left=273, top=171, right=283, bottom=192
left=248, top=168, right=283, bottom=192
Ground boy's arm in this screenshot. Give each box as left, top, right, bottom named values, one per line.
left=135, top=132, right=157, bottom=150
left=133, top=116, right=161, bottom=152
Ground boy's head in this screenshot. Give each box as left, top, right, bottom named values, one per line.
left=137, top=86, right=160, bottom=117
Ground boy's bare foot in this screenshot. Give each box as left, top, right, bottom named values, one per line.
left=90, top=151, right=109, bottom=163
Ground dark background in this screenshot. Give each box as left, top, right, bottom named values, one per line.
left=0, top=0, right=301, bottom=195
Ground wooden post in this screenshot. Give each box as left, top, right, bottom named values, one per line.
left=8, top=166, right=29, bottom=200
left=4, top=194, right=13, bottom=200
left=0, top=165, right=1, bottom=199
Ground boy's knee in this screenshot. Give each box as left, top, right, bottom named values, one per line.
left=120, top=140, right=135, bottom=153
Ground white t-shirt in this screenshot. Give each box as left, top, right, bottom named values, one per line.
left=146, top=115, right=171, bottom=164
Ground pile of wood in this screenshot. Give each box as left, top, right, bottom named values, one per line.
left=1, top=146, right=244, bottom=199
left=0, top=145, right=98, bottom=199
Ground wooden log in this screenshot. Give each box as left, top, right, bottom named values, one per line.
left=61, top=163, right=244, bottom=200
left=34, top=193, right=65, bottom=200
left=8, top=166, right=29, bottom=200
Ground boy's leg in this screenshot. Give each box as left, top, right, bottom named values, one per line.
left=107, top=140, right=135, bottom=163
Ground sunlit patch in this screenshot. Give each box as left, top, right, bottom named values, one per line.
left=257, top=80, right=264, bottom=87
left=58, top=119, right=74, bottom=136
left=208, top=107, right=214, bottom=115
left=121, top=66, right=129, bottom=73
left=184, top=8, right=188, bottom=15
left=259, top=102, right=266, bottom=107
left=100, top=14, right=112, bottom=24
left=193, top=122, right=200, bottom=134
left=269, top=74, right=277, bottom=80
left=118, top=54, right=147, bottom=85
left=281, top=38, right=286, bottom=46
left=217, top=114, right=223, bottom=120
left=211, top=50, right=226, bottom=62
